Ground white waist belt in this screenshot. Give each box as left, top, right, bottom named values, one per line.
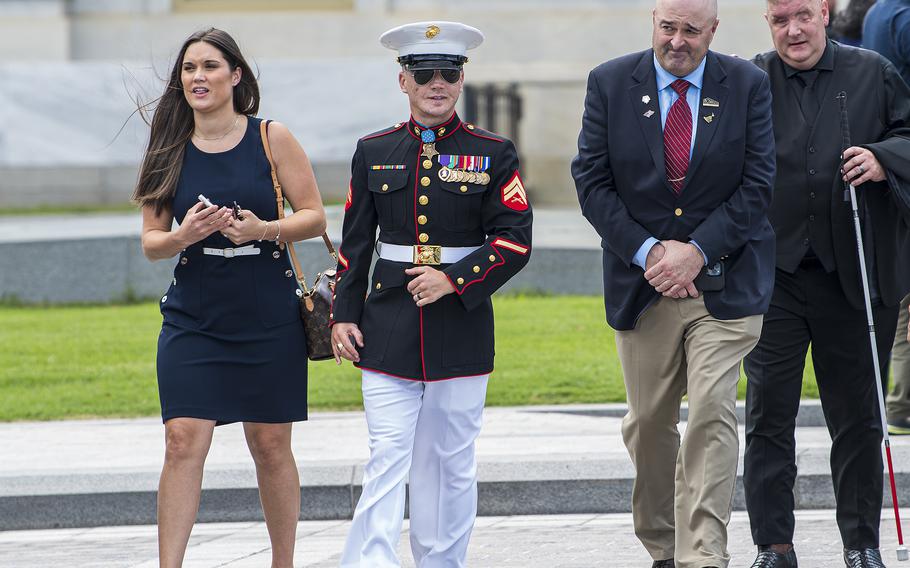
left=377, top=242, right=480, bottom=265
left=202, top=245, right=261, bottom=258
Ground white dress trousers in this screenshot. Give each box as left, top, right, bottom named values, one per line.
left=340, top=370, right=490, bottom=568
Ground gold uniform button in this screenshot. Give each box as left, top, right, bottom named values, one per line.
left=437, top=127, right=446, bottom=136
left=460, top=185, right=468, bottom=193
left=180, top=257, right=188, bottom=265
left=419, top=195, right=429, bottom=205
left=417, top=215, right=428, bottom=225
left=418, top=233, right=429, bottom=243
left=423, top=159, right=433, bottom=170
left=466, top=124, right=475, bottom=130
left=375, top=283, right=382, bottom=290
left=420, top=176, right=431, bottom=187
left=675, top=208, right=683, bottom=217
left=381, top=183, right=389, bottom=192
left=285, top=270, right=293, bottom=277
left=489, top=255, right=496, bottom=262
left=457, top=277, right=465, bottom=285
left=473, top=265, right=481, bottom=273
left=394, top=122, right=403, bottom=128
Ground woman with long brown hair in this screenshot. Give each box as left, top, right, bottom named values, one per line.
left=133, top=28, right=325, bottom=567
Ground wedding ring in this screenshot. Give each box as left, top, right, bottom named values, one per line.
left=336, top=342, right=344, bottom=350
left=859, top=165, right=865, bottom=174
left=415, top=293, right=421, bottom=301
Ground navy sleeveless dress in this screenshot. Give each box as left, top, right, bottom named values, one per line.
left=156, top=117, right=308, bottom=424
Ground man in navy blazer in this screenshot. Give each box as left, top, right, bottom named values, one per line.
left=571, top=0, right=776, bottom=566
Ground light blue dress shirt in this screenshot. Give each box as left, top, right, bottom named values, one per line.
left=632, top=55, right=709, bottom=270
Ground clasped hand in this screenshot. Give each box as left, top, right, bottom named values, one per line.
left=177, top=203, right=270, bottom=246
left=643, top=240, right=704, bottom=298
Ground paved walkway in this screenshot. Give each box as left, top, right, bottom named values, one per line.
left=1, top=510, right=907, bottom=567
left=4, top=402, right=910, bottom=532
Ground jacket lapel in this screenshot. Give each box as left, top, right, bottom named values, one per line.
left=684, top=51, right=728, bottom=191
left=629, top=51, right=673, bottom=194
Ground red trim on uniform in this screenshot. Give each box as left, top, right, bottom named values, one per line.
left=362, top=122, right=406, bottom=142
left=492, top=237, right=530, bottom=256
left=459, top=249, right=505, bottom=293
left=344, top=180, right=353, bottom=211
left=357, top=365, right=494, bottom=383
left=463, top=126, right=505, bottom=143
left=407, top=112, right=460, bottom=141
left=436, top=121, right=462, bottom=141
left=411, top=142, right=429, bottom=381
left=445, top=273, right=463, bottom=296
left=337, top=250, right=350, bottom=269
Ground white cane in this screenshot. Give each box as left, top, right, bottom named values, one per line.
left=838, top=91, right=909, bottom=561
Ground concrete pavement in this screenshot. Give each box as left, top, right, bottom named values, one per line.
left=4, top=401, right=910, bottom=532
left=1, top=511, right=907, bottom=567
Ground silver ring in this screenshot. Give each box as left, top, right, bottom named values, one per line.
left=415, top=293, right=421, bottom=300
left=336, top=342, right=344, bottom=350
left=859, top=165, right=865, bottom=174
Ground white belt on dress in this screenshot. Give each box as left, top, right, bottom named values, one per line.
left=377, top=241, right=480, bottom=265
left=202, top=245, right=261, bottom=258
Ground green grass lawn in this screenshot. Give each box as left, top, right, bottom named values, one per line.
left=0, top=296, right=820, bottom=422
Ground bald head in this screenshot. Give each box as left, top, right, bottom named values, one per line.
left=652, top=0, right=719, bottom=77
left=655, top=0, right=718, bottom=24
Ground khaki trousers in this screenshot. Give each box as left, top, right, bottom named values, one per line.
left=615, top=296, right=762, bottom=568
left=887, top=293, right=910, bottom=421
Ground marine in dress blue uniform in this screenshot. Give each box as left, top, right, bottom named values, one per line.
left=332, top=21, right=532, bottom=568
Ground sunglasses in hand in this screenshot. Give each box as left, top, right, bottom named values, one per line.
left=411, top=68, right=461, bottom=85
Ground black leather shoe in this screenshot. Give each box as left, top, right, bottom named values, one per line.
left=844, top=548, right=886, bottom=568
left=651, top=560, right=674, bottom=568
left=751, top=545, right=798, bottom=567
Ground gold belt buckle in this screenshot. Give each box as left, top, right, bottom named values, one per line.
left=413, top=245, right=442, bottom=265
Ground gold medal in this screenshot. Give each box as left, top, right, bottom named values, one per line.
left=479, top=172, right=491, bottom=185
left=421, top=143, right=439, bottom=159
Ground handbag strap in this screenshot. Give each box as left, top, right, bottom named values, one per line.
left=260, top=119, right=337, bottom=293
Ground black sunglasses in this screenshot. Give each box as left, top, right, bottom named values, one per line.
left=411, top=68, right=461, bottom=85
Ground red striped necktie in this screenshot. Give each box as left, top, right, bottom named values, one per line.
left=664, top=79, right=691, bottom=194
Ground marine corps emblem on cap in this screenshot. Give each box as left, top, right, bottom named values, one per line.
left=380, top=21, right=484, bottom=70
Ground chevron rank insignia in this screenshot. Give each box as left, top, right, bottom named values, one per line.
left=501, top=171, right=528, bottom=211
left=345, top=181, right=353, bottom=211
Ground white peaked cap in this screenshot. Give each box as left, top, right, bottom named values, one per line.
left=380, top=21, right=484, bottom=59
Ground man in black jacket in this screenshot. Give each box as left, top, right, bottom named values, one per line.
left=743, top=0, right=910, bottom=566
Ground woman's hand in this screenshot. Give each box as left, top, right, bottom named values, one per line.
left=221, top=209, right=273, bottom=245
left=332, top=323, right=364, bottom=364
left=175, top=202, right=233, bottom=247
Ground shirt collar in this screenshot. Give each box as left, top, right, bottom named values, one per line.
left=653, top=52, right=707, bottom=92
left=783, top=39, right=836, bottom=78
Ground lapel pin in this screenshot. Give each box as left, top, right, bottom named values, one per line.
left=644, top=110, right=655, bottom=118
left=642, top=95, right=651, bottom=104
left=703, top=113, right=715, bottom=124
left=703, top=97, right=720, bottom=108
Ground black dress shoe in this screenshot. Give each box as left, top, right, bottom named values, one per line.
left=651, top=560, right=674, bottom=568
left=751, top=545, right=798, bottom=567
left=844, top=548, right=886, bottom=568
